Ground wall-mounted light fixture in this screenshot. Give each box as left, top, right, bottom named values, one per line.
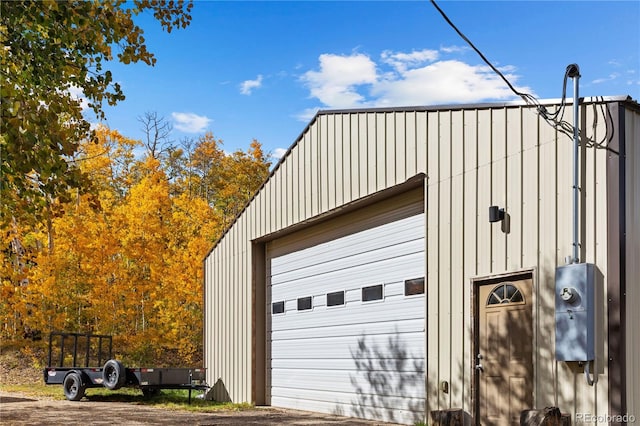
left=489, top=206, right=505, bottom=223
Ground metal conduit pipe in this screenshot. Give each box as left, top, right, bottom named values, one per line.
left=567, top=64, right=597, bottom=387
left=568, top=64, right=581, bottom=264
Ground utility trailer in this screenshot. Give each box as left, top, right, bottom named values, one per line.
left=43, top=332, right=208, bottom=402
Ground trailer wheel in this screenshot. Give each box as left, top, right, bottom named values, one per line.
left=102, top=359, right=126, bottom=390
left=63, top=372, right=86, bottom=401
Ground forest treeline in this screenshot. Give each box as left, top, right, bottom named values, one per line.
left=1, top=126, right=270, bottom=365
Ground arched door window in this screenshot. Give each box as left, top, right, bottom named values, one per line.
left=486, top=283, right=524, bottom=305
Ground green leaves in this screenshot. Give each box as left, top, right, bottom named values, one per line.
left=1, top=0, right=192, bottom=226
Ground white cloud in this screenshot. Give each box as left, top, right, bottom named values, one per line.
left=299, top=48, right=530, bottom=114
left=374, top=60, right=527, bottom=106
left=171, top=112, right=211, bottom=133
left=295, top=107, right=320, bottom=122
left=272, top=147, right=288, bottom=160
left=300, top=53, right=378, bottom=109
left=627, top=70, right=640, bottom=86
left=440, top=45, right=469, bottom=54
left=240, top=75, right=263, bottom=95
left=381, top=49, right=439, bottom=72
left=67, top=85, right=90, bottom=111
left=592, top=73, right=620, bottom=84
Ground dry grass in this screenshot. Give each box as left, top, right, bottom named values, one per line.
left=0, top=341, right=251, bottom=413
left=0, top=342, right=45, bottom=386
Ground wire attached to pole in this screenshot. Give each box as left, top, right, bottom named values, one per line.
left=429, top=0, right=616, bottom=154
left=428, top=0, right=535, bottom=104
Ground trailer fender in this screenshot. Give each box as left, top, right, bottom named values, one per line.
left=102, top=359, right=126, bottom=390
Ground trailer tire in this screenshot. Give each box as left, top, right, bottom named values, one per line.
left=63, top=372, right=86, bottom=401
left=102, top=359, right=126, bottom=390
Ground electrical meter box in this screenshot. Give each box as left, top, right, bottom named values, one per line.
left=555, top=263, right=596, bottom=361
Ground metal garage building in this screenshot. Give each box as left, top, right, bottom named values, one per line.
left=203, top=96, right=639, bottom=424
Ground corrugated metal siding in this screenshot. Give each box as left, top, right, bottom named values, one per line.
left=625, top=105, right=640, bottom=417
left=205, top=111, right=428, bottom=403
left=424, top=102, right=619, bottom=417
left=204, top=99, right=636, bottom=418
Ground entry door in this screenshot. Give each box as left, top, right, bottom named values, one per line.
left=476, top=277, right=533, bottom=425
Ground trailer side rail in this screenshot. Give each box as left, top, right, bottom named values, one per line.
left=47, top=332, right=112, bottom=368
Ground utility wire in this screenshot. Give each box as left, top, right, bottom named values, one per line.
left=428, top=0, right=535, bottom=105
left=430, top=0, right=569, bottom=135
left=429, top=0, right=616, bottom=153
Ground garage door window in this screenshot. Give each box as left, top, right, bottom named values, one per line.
left=405, top=277, right=425, bottom=296
left=272, top=301, right=285, bottom=314
left=327, top=291, right=345, bottom=307
left=297, top=296, right=312, bottom=311
left=362, top=284, right=383, bottom=302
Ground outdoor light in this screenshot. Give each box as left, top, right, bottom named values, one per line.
left=489, top=206, right=505, bottom=223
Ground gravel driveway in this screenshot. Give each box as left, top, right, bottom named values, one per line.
left=0, top=391, right=398, bottom=425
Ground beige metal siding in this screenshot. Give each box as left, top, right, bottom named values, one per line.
left=204, top=99, right=635, bottom=419
left=204, top=111, right=429, bottom=403
left=625, top=106, right=640, bottom=417
left=425, top=102, right=616, bottom=417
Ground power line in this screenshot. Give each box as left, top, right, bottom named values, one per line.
left=428, top=0, right=535, bottom=105
left=429, top=0, right=615, bottom=152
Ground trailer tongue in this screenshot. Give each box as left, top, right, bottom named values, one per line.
left=43, top=332, right=208, bottom=402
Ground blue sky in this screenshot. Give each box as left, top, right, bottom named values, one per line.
left=95, top=1, right=640, bottom=161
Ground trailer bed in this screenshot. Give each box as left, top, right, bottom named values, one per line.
left=43, top=332, right=207, bottom=401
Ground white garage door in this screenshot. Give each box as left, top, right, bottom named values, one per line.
left=267, top=212, right=425, bottom=425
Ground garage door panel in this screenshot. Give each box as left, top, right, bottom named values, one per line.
left=271, top=386, right=425, bottom=408
left=271, top=317, right=424, bottom=340
left=271, top=254, right=424, bottom=292
left=268, top=209, right=425, bottom=425
left=270, top=298, right=425, bottom=333
left=270, top=395, right=424, bottom=425
left=271, top=257, right=425, bottom=302
left=271, top=244, right=424, bottom=288
left=270, top=356, right=425, bottom=371
left=271, top=235, right=422, bottom=278
left=271, top=236, right=423, bottom=281
left=271, top=369, right=425, bottom=398
left=271, top=333, right=425, bottom=360
left=270, top=215, right=423, bottom=275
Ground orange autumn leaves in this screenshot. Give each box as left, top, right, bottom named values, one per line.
left=1, top=127, right=270, bottom=365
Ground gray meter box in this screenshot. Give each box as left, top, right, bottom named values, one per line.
left=555, top=263, right=596, bottom=361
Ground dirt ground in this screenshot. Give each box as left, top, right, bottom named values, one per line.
left=0, top=391, right=398, bottom=425
left=0, top=347, right=399, bottom=425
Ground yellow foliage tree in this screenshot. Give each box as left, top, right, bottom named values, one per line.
left=1, top=126, right=268, bottom=366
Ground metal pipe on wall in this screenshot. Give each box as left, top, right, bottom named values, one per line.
left=569, top=64, right=581, bottom=263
